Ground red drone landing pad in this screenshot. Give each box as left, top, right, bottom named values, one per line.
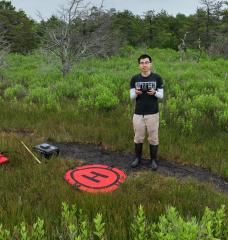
left=65, top=164, right=126, bottom=193
left=0, top=154, right=8, bottom=165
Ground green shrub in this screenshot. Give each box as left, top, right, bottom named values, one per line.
left=217, top=109, right=228, bottom=131
left=95, top=90, right=119, bottom=110
left=55, top=80, right=82, bottom=99
left=93, top=213, right=106, bottom=240
left=119, top=45, right=135, bottom=57
left=192, top=94, right=224, bottom=117
left=131, top=205, right=147, bottom=240
left=78, top=85, right=119, bottom=111
left=0, top=204, right=226, bottom=240
left=4, top=84, right=27, bottom=100
left=60, top=202, right=104, bottom=240
left=31, top=218, right=46, bottom=240
left=0, top=224, right=10, bottom=239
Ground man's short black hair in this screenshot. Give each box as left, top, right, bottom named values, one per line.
left=138, top=54, right=152, bottom=63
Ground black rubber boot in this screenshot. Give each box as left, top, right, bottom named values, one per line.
left=150, top=145, right=158, bottom=171
left=131, top=143, right=143, bottom=168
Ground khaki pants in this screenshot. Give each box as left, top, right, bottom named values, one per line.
left=133, top=113, right=159, bottom=145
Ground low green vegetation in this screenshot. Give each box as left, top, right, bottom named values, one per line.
left=0, top=202, right=227, bottom=239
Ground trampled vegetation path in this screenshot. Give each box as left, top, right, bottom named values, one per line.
left=51, top=141, right=228, bottom=193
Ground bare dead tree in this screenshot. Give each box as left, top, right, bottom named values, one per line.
left=45, top=0, right=89, bottom=77
left=42, top=0, right=116, bottom=77
left=0, top=31, right=10, bottom=68
left=196, top=37, right=203, bottom=63
left=178, top=32, right=188, bottom=61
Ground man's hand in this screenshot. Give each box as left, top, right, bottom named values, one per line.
left=147, top=88, right=156, bottom=96
left=135, top=88, right=142, bottom=95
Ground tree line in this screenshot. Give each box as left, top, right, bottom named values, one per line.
left=0, top=0, right=227, bottom=73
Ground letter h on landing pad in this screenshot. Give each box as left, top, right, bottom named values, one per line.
left=82, top=171, right=109, bottom=183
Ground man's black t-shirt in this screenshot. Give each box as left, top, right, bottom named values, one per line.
left=130, top=72, right=163, bottom=115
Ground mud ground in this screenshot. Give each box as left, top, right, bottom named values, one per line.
left=48, top=141, right=228, bottom=193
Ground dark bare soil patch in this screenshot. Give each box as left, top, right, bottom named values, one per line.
left=50, top=141, right=228, bottom=193
left=1, top=128, right=34, bottom=136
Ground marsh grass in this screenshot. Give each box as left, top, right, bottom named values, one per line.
left=1, top=101, right=227, bottom=178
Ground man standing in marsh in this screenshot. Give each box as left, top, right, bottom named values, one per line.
left=130, top=54, right=164, bottom=170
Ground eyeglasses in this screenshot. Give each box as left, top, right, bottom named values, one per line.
left=139, top=61, right=151, bottom=65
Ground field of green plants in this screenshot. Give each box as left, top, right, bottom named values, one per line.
left=0, top=202, right=227, bottom=239
left=1, top=48, right=228, bottom=132
left=0, top=48, right=228, bottom=239
left=0, top=48, right=228, bottom=175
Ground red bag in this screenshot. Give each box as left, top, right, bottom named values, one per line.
left=0, top=154, right=8, bottom=164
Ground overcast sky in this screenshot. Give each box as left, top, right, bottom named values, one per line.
left=11, top=0, right=201, bottom=21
